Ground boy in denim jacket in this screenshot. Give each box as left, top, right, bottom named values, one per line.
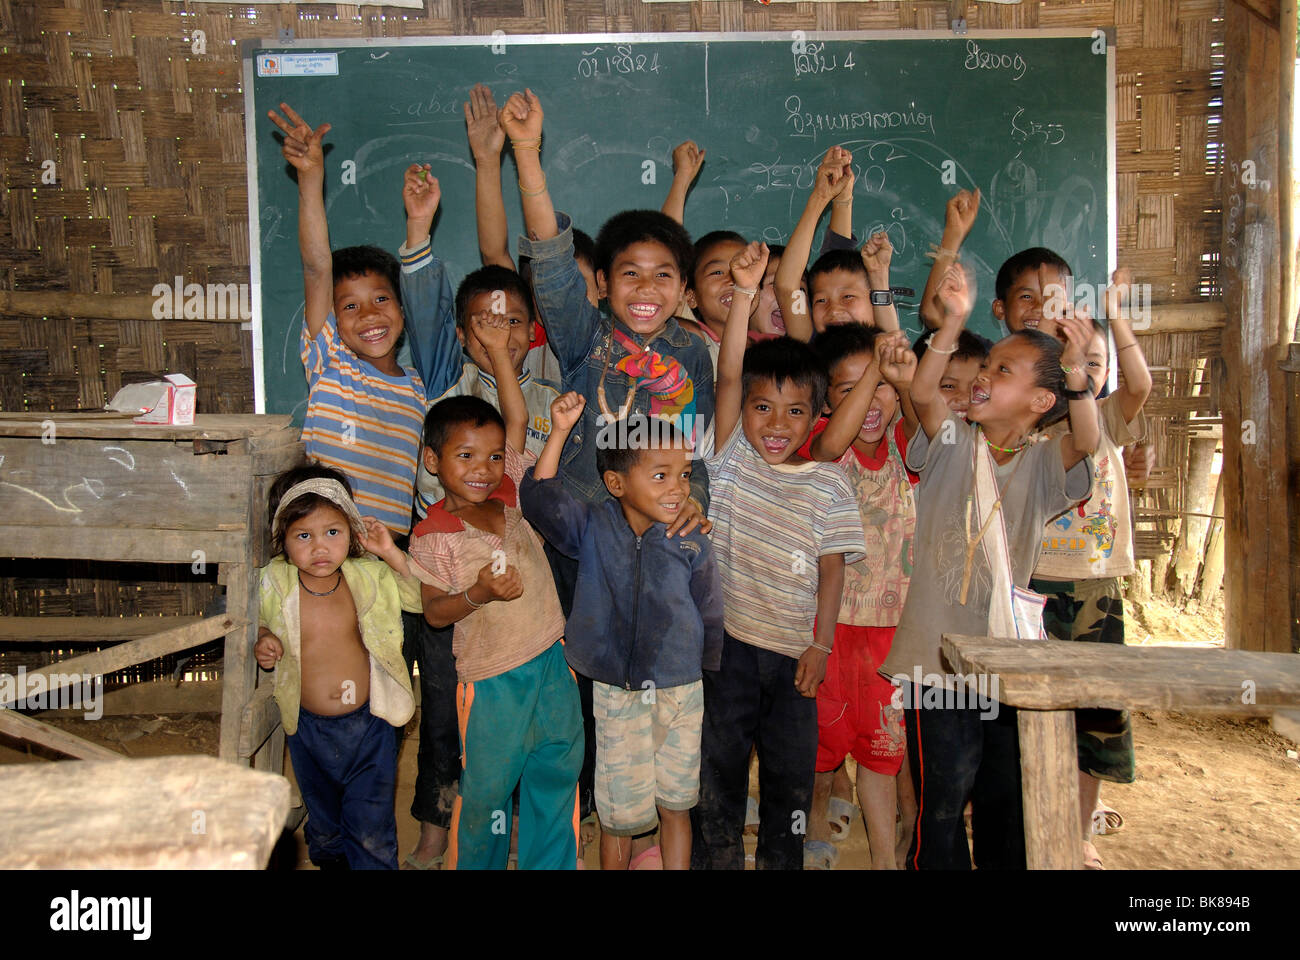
left=521, top=395, right=723, bottom=870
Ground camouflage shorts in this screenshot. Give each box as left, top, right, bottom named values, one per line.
left=1031, top=576, right=1136, bottom=784
left=592, top=679, right=704, bottom=837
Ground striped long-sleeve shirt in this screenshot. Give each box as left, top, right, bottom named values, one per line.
left=300, top=313, right=427, bottom=535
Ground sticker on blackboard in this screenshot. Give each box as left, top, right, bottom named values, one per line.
left=256, top=53, right=339, bottom=78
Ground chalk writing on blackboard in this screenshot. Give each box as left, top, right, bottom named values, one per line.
left=1011, top=107, right=1065, bottom=146
left=576, top=44, right=663, bottom=80
left=792, top=43, right=856, bottom=79
left=784, top=96, right=937, bottom=141
left=964, top=40, right=1027, bottom=81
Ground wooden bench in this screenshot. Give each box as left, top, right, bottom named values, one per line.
left=942, top=634, right=1300, bottom=869
left=0, top=755, right=290, bottom=868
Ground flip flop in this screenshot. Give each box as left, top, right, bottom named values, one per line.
left=1082, top=840, right=1104, bottom=870
left=1095, top=802, right=1125, bottom=833
left=401, top=851, right=443, bottom=870
left=803, top=839, right=839, bottom=870
left=629, top=845, right=663, bottom=870
left=827, top=796, right=858, bottom=842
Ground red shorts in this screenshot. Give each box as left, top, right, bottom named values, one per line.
left=815, top=623, right=906, bottom=776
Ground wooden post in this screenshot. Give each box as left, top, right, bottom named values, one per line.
left=1221, top=2, right=1295, bottom=652
left=1172, top=437, right=1219, bottom=600
left=1279, top=0, right=1297, bottom=354
left=219, top=563, right=261, bottom=763
left=1017, top=710, right=1082, bottom=870
left=1193, top=468, right=1227, bottom=613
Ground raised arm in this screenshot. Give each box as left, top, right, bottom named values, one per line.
left=811, top=351, right=884, bottom=462
left=777, top=146, right=850, bottom=342
left=470, top=311, right=527, bottom=453
left=861, top=232, right=899, bottom=332
left=913, top=263, right=975, bottom=440
left=534, top=392, right=584, bottom=481
left=465, top=83, right=513, bottom=269
left=876, top=331, right=920, bottom=440
left=499, top=88, right=557, bottom=242
left=716, top=241, right=770, bottom=444
left=662, top=140, right=706, bottom=225
left=268, top=103, right=333, bottom=339
left=1056, top=312, right=1101, bottom=469
left=920, top=188, right=980, bottom=330
left=1104, top=268, right=1153, bottom=425
left=828, top=162, right=855, bottom=239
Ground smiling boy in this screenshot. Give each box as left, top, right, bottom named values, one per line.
left=269, top=104, right=432, bottom=536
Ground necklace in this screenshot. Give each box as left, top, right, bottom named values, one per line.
left=983, top=434, right=1029, bottom=455
left=299, top=571, right=342, bottom=597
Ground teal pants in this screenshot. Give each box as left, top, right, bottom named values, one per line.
left=446, top=641, right=584, bottom=870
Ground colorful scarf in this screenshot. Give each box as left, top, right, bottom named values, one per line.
left=608, top=328, right=697, bottom=433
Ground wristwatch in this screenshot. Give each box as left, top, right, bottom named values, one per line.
left=870, top=289, right=893, bottom=306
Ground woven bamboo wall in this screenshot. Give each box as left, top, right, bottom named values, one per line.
left=0, top=0, right=1226, bottom=597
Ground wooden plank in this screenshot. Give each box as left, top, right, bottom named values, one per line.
left=0, top=709, right=124, bottom=761
left=941, top=635, right=1300, bottom=713
left=0, top=437, right=248, bottom=531
left=0, top=525, right=247, bottom=563
left=249, top=441, right=307, bottom=479
left=0, top=756, right=289, bottom=868
left=37, top=679, right=223, bottom=716
left=0, top=289, right=158, bottom=321
left=0, top=615, right=201, bottom=641
left=219, top=563, right=260, bottom=764
left=0, top=413, right=293, bottom=441
left=0, top=615, right=244, bottom=708
left=238, top=682, right=280, bottom=760
left=1281, top=0, right=1298, bottom=353
left=1017, top=710, right=1082, bottom=870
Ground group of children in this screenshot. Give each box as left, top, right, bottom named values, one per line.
left=256, top=84, right=1152, bottom=871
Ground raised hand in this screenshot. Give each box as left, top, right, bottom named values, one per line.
left=358, top=516, right=396, bottom=558
left=874, top=330, right=916, bottom=387
left=1057, top=311, right=1093, bottom=378
left=937, top=262, right=975, bottom=328
left=729, top=240, right=770, bottom=292
left=499, top=88, right=544, bottom=143
left=268, top=102, right=331, bottom=176
left=672, top=140, right=707, bottom=183
left=469, top=309, right=511, bottom=357
left=475, top=560, right=524, bottom=602
left=812, top=145, right=852, bottom=204
left=465, top=83, right=505, bottom=162
left=945, top=187, right=981, bottom=238
left=402, top=163, right=441, bottom=223
left=861, top=231, right=893, bottom=278
left=1105, top=266, right=1134, bottom=324
left=549, top=391, right=586, bottom=433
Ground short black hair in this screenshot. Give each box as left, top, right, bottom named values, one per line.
left=422, top=395, right=505, bottom=453
left=573, top=228, right=596, bottom=271
left=808, top=248, right=869, bottom=292
left=454, top=265, right=535, bottom=330
left=595, top=414, right=691, bottom=477
left=688, top=231, right=747, bottom=290
left=595, top=210, right=694, bottom=279
left=267, top=463, right=364, bottom=559
left=812, top=322, right=883, bottom=375
left=994, top=247, right=1073, bottom=303
left=741, top=335, right=828, bottom=414
left=913, top=329, right=992, bottom=365
left=1005, top=329, right=1069, bottom=426
left=332, top=245, right=402, bottom=309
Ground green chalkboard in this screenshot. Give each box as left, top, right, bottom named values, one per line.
left=245, top=31, right=1112, bottom=418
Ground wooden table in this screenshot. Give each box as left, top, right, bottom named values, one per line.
left=942, top=634, right=1300, bottom=869
left=0, top=414, right=303, bottom=768
left=0, top=756, right=289, bottom=868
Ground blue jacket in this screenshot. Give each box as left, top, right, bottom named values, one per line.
left=520, top=469, right=724, bottom=690
left=517, top=213, right=714, bottom=510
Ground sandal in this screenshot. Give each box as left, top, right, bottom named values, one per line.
left=827, top=796, right=858, bottom=843
left=1081, top=840, right=1104, bottom=870
left=401, top=851, right=443, bottom=870
left=629, top=845, right=663, bottom=870
left=803, top=839, right=839, bottom=870
left=1094, top=802, right=1124, bottom=833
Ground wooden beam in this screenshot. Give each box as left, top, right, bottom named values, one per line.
left=0, top=615, right=244, bottom=708
left=0, top=616, right=201, bottom=642
left=1221, top=1, right=1295, bottom=652
left=0, top=290, right=245, bottom=323
left=1017, top=711, right=1082, bottom=870
left=1134, top=302, right=1226, bottom=334
left=238, top=683, right=280, bottom=760
left=0, top=413, right=294, bottom=441
left=0, top=526, right=247, bottom=563
left=220, top=563, right=261, bottom=763
left=0, top=709, right=124, bottom=761
left=1281, top=0, right=1298, bottom=354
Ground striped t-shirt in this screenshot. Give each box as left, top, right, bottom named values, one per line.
left=704, top=420, right=866, bottom=659
left=300, top=313, right=426, bottom=535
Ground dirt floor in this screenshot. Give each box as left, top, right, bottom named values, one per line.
left=4, top=594, right=1298, bottom=869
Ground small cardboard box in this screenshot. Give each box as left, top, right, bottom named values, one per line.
left=106, top=374, right=197, bottom=425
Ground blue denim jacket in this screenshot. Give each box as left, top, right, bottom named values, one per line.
left=517, top=213, right=714, bottom=510
left=520, top=469, right=724, bottom=690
